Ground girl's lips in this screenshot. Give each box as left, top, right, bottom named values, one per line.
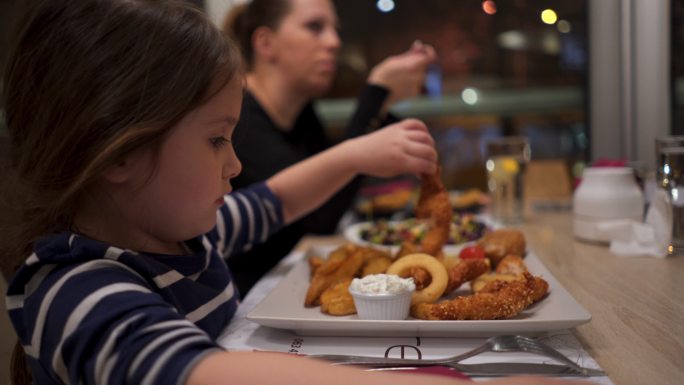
left=215, top=197, right=225, bottom=205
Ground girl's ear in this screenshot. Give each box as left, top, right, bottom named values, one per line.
left=252, top=26, right=277, bottom=61
left=102, top=159, right=132, bottom=184
left=102, top=149, right=148, bottom=184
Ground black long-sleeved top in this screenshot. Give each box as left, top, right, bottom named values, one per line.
left=228, top=85, right=395, bottom=295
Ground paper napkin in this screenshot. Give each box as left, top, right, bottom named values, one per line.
left=596, top=188, right=671, bottom=258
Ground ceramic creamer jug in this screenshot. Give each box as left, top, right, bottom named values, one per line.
left=573, top=167, right=644, bottom=242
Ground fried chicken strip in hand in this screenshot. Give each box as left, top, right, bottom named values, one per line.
left=415, top=169, right=452, bottom=256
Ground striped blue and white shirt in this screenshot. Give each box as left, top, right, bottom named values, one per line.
left=5, top=182, right=283, bottom=385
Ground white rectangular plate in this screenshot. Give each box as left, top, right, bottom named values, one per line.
left=247, top=247, right=591, bottom=337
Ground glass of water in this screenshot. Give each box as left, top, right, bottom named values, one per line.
left=655, top=136, right=684, bottom=188
left=659, top=146, right=684, bottom=256
left=484, top=136, right=531, bottom=224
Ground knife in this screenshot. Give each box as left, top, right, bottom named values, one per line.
left=365, top=362, right=607, bottom=377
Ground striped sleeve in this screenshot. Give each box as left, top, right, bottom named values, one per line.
left=214, top=182, right=284, bottom=257
left=8, top=261, right=221, bottom=385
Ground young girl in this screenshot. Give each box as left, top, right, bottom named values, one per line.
left=1, top=1, right=590, bottom=385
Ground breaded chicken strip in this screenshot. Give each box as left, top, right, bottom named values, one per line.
left=479, top=274, right=549, bottom=304
left=411, top=272, right=547, bottom=320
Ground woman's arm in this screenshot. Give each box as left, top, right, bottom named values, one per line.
left=344, top=84, right=393, bottom=138
left=266, top=119, right=436, bottom=224
left=345, top=42, right=437, bottom=139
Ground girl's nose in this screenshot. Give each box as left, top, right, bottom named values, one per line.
left=223, top=157, right=242, bottom=180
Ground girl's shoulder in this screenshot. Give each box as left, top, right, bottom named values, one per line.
left=7, top=232, right=149, bottom=293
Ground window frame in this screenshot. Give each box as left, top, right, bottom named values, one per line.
left=590, top=0, right=671, bottom=170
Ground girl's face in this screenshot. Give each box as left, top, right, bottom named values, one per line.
left=118, top=76, right=243, bottom=251
left=270, top=0, right=340, bottom=97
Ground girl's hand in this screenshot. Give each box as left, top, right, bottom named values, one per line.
left=346, top=119, right=437, bottom=178
left=268, top=119, right=435, bottom=223
left=367, top=41, right=437, bottom=107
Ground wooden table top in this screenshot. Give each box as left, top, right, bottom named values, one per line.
left=295, top=211, right=684, bottom=385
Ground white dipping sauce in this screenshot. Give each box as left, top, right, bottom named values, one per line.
left=350, top=274, right=415, bottom=295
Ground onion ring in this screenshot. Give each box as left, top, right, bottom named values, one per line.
left=386, top=253, right=448, bottom=304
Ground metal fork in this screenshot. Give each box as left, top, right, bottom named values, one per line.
left=475, top=335, right=588, bottom=374
left=308, top=335, right=604, bottom=377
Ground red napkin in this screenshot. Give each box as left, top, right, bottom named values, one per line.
left=262, top=352, right=472, bottom=381
left=376, top=365, right=472, bottom=381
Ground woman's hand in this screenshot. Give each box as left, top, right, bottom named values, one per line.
left=367, top=41, right=437, bottom=109
left=346, top=118, right=437, bottom=178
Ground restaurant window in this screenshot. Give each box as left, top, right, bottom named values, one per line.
left=674, top=0, right=684, bottom=134
left=321, top=0, right=589, bottom=191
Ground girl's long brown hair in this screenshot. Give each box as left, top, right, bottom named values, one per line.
left=0, top=0, right=242, bottom=383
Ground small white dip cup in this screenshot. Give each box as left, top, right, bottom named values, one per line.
left=348, top=274, right=415, bottom=320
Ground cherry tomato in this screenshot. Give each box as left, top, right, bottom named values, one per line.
left=459, top=245, right=486, bottom=260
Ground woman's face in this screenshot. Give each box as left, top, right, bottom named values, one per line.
left=270, top=0, right=340, bottom=97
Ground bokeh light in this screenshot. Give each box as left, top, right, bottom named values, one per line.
left=482, top=1, right=497, bottom=15
left=377, top=0, right=395, bottom=13
left=541, top=9, right=558, bottom=25
left=461, top=87, right=479, bottom=105
left=498, top=30, right=527, bottom=50
left=557, top=20, right=572, bottom=33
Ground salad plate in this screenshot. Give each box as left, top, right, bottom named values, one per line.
left=343, top=215, right=496, bottom=256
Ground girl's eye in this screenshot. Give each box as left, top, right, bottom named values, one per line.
left=210, top=137, right=230, bottom=149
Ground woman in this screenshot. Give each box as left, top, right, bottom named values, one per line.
left=224, top=0, right=437, bottom=295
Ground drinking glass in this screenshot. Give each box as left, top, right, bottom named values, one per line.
left=484, top=136, right=531, bottom=224
left=659, top=146, right=684, bottom=256
left=655, top=136, right=684, bottom=188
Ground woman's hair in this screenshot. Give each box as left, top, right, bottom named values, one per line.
left=223, top=0, right=292, bottom=69
left=1, top=0, right=242, bottom=382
